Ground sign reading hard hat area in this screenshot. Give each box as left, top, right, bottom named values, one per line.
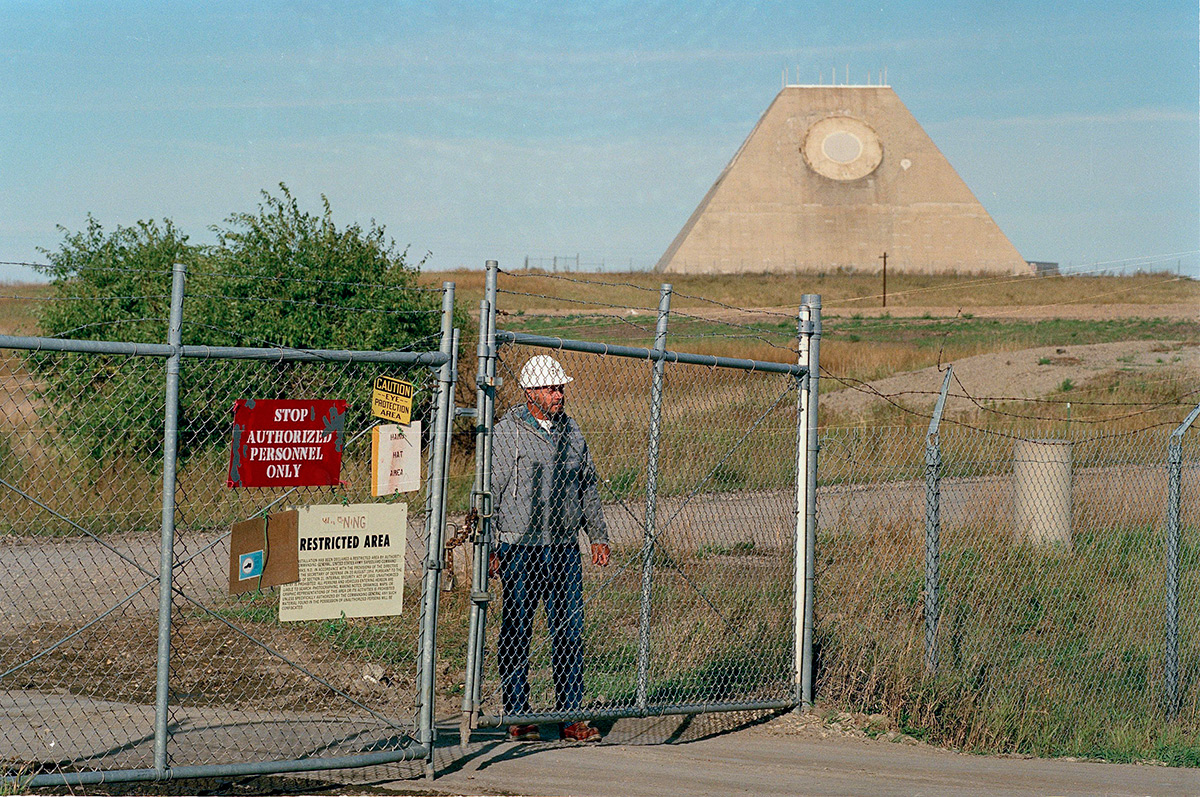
left=279, top=503, right=407, bottom=622
left=371, top=376, right=414, bottom=425
left=227, top=399, right=346, bottom=488
left=372, top=421, right=421, bottom=496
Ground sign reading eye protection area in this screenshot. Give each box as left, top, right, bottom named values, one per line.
left=371, top=376, right=414, bottom=426
left=227, top=399, right=347, bottom=488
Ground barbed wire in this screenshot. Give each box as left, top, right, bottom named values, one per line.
left=497, top=273, right=1193, bottom=433
left=0, top=293, right=168, bottom=303
left=44, top=317, right=168, bottom=339
left=499, top=268, right=803, bottom=321
left=947, top=369, right=1200, bottom=427
left=495, top=289, right=799, bottom=355
left=496, top=287, right=658, bottom=314
left=501, top=250, right=1196, bottom=311
left=505, top=313, right=658, bottom=337
left=497, top=267, right=660, bottom=294
left=666, top=310, right=798, bottom=354
left=819, top=364, right=1197, bottom=417
left=963, top=275, right=1192, bottom=322
left=194, top=269, right=445, bottom=294
left=0, top=262, right=172, bottom=275
left=0, top=261, right=446, bottom=295
left=184, top=321, right=445, bottom=356
left=665, top=289, right=797, bottom=319
left=816, top=364, right=1197, bottom=442
left=670, top=329, right=796, bottom=348
left=835, top=385, right=1200, bottom=409
left=185, top=293, right=443, bottom=317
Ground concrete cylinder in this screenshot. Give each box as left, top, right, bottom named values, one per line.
left=1013, top=439, right=1073, bottom=548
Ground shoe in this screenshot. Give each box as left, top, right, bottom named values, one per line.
left=559, top=720, right=601, bottom=742
left=507, top=723, right=540, bottom=741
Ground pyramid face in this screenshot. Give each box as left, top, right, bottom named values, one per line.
left=656, top=86, right=1031, bottom=275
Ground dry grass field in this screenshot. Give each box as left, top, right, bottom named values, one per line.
left=421, top=267, right=1199, bottom=313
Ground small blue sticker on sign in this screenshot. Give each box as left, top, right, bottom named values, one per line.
left=239, top=550, right=264, bottom=580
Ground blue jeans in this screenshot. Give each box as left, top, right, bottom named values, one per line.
left=496, top=543, right=585, bottom=714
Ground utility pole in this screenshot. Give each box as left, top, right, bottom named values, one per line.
left=879, top=252, right=888, bottom=308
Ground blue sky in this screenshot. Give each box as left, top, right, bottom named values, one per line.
left=2, top=1, right=1197, bottom=281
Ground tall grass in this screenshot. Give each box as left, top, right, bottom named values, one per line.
left=816, top=519, right=1200, bottom=761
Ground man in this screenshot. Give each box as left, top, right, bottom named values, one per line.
left=489, top=354, right=610, bottom=743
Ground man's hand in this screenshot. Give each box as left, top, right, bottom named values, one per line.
left=489, top=552, right=500, bottom=579
left=591, top=543, right=610, bottom=567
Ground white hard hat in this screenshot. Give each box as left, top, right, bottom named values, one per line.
left=520, top=354, right=574, bottom=389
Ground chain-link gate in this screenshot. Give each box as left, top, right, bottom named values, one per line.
left=1, top=265, right=457, bottom=787
left=457, top=264, right=819, bottom=739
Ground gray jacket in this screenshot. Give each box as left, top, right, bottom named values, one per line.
left=490, top=405, right=608, bottom=547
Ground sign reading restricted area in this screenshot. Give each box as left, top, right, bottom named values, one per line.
left=372, top=421, right=422, bottom=496
left=371, top=376, right=414, bottom=425
left=279, top=503, right=408, bottom=622
left=227, top=399, right=346, bottom=488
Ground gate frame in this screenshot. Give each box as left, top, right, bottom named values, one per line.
left=459, top=260, right=820, bottom=736
left=1, top=264, right=456, bottom=789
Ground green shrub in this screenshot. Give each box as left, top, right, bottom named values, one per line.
left=31, top=185, right=448, bottom=464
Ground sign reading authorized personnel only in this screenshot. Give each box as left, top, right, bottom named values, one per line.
left=371, top=376, right=414, bottom=425
left=227, top=399, right=346, bottom=488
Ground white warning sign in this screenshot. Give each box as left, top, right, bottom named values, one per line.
left=372, top=421, right=421, bottom=496
left=279, top=503, right=407, bottom=622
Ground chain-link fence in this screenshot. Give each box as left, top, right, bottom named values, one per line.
left=5, top=255, right=1196, bottom=781
left=1, top=265, right=456, bottom=787
left=456, top=265, right=817, bottom=740
left=815, top=391, right=1200, bottom=758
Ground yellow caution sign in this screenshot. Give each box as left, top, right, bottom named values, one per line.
left=372, top=376, right=414, bottom=425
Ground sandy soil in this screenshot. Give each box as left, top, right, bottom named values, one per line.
left=821, top=339, right=1198, bottom=417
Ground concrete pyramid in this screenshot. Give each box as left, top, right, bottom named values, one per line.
left=656, top=85, right=1031, bottom=275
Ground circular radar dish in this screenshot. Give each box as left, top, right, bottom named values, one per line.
left=801, top=116, right=883, bottom=181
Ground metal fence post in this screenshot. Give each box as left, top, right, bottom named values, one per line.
left=441, top=328, right=460, bottom=589
left=1164, top=401, right=1200, bottom=717
left=798, top=293, right=820, bottom=708
left=418, top=283, right=455, bottom=779
left=924, top=366, right=953, bottom=675
left=635, top=283, right=672, bottom=711
left=461, top=262, right=499, bottom=742
left=793, top=301, right=810, bottom=708
left=153, top=262, right=186, bottom=774
left=461, top=300, right=490, bottom=741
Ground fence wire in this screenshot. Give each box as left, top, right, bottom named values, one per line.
left=0, top=277, right=449, bottom=784
left=465, top=330, right=801, bottom=729
left=815, top=417, right=1200, bottom=757
left=5, top=257, right=1197, bottom=780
